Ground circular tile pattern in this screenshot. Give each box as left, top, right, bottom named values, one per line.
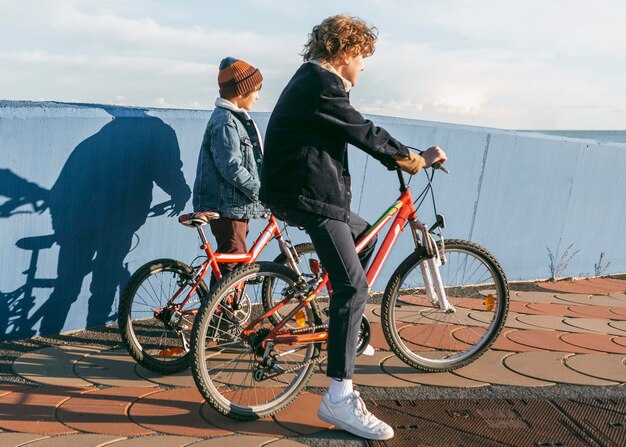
left=57, top=386, right=160, bottom=435
left=608, top=320, right=626, bottom=334
left=273, top=392, right=331, bottom=435
left=507, top=329, right=593, bottom=353
left=566, top=305, right=618, bottom=319
left=453, top=350, right=554, bottom=386
left=554, top=294, right=618, bottom=307
left=526, top=303, right=578, bottom=317
left=614, top=337, right=626, bottom=348
left=610, top=307, right=626, bottom=318
left=200, top=392, right=295, bottom=437
left=469, top=312, right=538, bottom=331
left=0, top=434, right=50, bottom=446
left=74, top=348, right=156, bottom=387
left=0, top=385, right=84, bottom=434
left=453, top=328, right=537, bottom=352
left=135, top=365, right=195, bottom=388
left=381, top=355, right=488, bottom=388
left=368, top=322, right=390, bottom=351
left=511, top=291, right=558, bottom=303
left=504, top=351, right=618, bottom=385
left=563, top=317, right=622, bottom=335
left=189, top=435, right=279, bottom=447
left=129, top=388, right=231, bottom=437
left=515, top=315, right=585, bottom=333
left=13, top=345, right=99, bottom=387
left=21, top=434, right=125, bottom=446
left=107, top=435, right=203, bottom=446
left=353, top=352, right=415, bottom=388
left=560, top=332, right=626, bottom=354
left=565, top=354, right=626, bottom=383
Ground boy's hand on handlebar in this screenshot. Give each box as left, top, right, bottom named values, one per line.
left=393, top=150, right=425, bottom=175
left=421, top=146, right=447, bottom=168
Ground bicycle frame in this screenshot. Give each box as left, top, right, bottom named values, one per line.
left=242, top=170, right=452, bottom=347
left=166, top=215, right=296, bottom=317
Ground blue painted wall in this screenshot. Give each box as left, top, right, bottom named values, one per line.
left=1, top=101, right=625, bottom=339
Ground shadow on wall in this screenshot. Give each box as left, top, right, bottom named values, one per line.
left=0, top=106, right=191, bottom=339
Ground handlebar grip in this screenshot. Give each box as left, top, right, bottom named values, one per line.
left=432, top=162, right=449, bottom=174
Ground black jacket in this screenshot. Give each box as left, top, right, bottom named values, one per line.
left=260, top=62, right=408, bottom=222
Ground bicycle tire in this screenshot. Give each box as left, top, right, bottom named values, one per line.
left=381, top=239, right=509, bottom=372
left=191, top=262, right=322, bottom=420
left=118, top=258, right=208, bottom=374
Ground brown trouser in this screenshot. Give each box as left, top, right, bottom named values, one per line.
left=209, top=217, right=249, bottom=286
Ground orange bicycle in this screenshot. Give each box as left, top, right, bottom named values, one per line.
left=190, top=166, right=509, bottom=419
left=118, top=212, right=316, bottom=374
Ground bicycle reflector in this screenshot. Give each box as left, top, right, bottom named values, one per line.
left=483, top=294, right=495, bottom=311
left=159, top=347, right=185, bottom=357
left=309, top=258, right=320, bottom=275
left=295, top=309, right=307, bottom=327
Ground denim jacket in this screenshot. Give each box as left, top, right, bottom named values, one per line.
left=193, top=99, right=269, bottom=219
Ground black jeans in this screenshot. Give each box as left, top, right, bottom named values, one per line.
left=272, top=207, right=376, bottom=379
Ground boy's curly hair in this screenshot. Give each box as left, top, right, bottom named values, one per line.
left=301, top=15, right=378, bottom=62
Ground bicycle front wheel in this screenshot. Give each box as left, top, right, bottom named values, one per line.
left=381, top=239, right=509, bottom=372
left=118, top=258, right=207, bottom=374
left=191, top=262, right=322, bottom=420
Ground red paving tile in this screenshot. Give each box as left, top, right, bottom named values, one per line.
left=129, top=388, right=231, bottom=437
left=453, top=328, right=538, bottom=352
left=565, top=354, right=626, bottom=383
left=506, top=302, right=544, bottom=315
left=200, top=392, right=294, bottom=437
left=537, top=278, right=626, bottom=295
left=614, top=337, right=626, bottom=348
left=57, top=386, right=160, bottom=435
left=400, top=324, right=472, bottom=351
left=560, top=332, right=626, bottom=354
left=610, top=307, right=626, bottom=319
left=0, top=385, right=86, bottom=434
left=507, top=329, right=595, bottom=354
left=273, top=392, right=331, bottom=435
left=368, top=321, right=390, bottom=351
left=453, top=351, right=554, bottom=387
left=567, top=305, right=622, bottom=319
left=0, top=383, right=33, bottom=397
left=504, top=352, right=618, bottom=385
left=525, top=302, right=580, bottom=317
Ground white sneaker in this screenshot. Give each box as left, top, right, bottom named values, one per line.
left=317, top=391, right=394, bottom=440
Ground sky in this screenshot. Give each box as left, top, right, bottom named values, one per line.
left=1, top=0, right=625, bottom=130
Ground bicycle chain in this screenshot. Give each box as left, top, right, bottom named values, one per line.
left=257, top=350, right=327, bottom=381
left=252, top=322, right=328, bottom=381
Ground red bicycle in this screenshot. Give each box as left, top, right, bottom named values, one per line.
left=190, top=166, right=509, bottom=420
left=118, top=212, right=316, bottom=374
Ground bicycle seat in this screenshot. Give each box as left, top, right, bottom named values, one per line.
left=15, top=234, right=56, bottom=250
left=179, top=211, right=221, bottom=227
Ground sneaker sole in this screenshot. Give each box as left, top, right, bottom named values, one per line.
left=317, top=410, right=394, bottom=441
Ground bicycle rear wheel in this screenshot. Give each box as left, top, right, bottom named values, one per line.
left=381, top=239, right=509, bottom=372
left=118, top=258, right=208, bottom=374
left=191, top=262, right=322, bottom=420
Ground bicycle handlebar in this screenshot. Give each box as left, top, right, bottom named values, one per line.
left=432, top=161, right=449, bottom=174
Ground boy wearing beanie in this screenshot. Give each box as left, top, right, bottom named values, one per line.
left=261, top=16, right=446, bottom=440
left=193, top=57, right=267, bottom=282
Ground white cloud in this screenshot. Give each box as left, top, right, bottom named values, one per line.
left=1, top=0, right=625, bottom=128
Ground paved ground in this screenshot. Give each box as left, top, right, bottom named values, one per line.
left=0, top=277, right=625, bottom=447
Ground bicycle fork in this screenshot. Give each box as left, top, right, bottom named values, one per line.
left=410, top=219, right=455, bottom=313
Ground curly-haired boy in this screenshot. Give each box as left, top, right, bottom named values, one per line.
left=261, top=15, right=447, bottom=440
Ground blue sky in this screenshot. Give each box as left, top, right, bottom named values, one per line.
left=1, top=0, right=624, bottom=129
